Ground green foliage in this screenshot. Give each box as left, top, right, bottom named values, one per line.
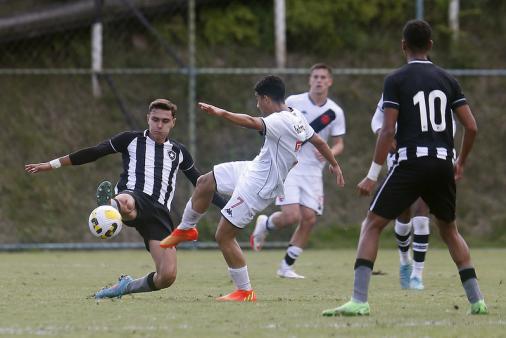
left=200, top=2, right=262, bottom=46
left=286, top=0, right=409, bottom=54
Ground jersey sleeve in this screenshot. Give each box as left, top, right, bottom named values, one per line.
left=382, top=75, right=400, bottom=110
left=370, top=95, right=384, bottom=134
left=450, top=77, right=467, bottom=109
left=69, top=131, right=136, bottom=165
left=177, top=142, right=195, bottom=171
left=109, top=131, right=138, bottom=153
left=329, top=106, right=346, bottom=137
left=261, top=114, right=283, bottom=139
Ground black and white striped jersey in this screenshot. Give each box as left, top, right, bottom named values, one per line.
left=109, top=130, right=193, bottom=210
left=382, top=60, right=467, bottom=162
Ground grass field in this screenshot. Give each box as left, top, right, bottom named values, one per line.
left=0, top=248, right=504, bottom=337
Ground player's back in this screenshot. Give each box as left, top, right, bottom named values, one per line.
left=249, top=108, right=314, bottom=199
left=383, top=60, right=467, bottom=161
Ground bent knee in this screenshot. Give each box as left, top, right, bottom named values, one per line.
left=196, top=172, right=216, bottom=191
left=157, top=270, right=177, bottom=289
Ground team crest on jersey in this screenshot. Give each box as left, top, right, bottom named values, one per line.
left=167, top=150, right=176, bottom=161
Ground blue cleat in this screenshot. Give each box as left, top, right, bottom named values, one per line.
left=409, top=276, right=424, bottom=290
left=95, top=275, right=133, bottom=299
left=400, top=263, right=412, bottom=289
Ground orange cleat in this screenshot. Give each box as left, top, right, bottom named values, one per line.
left=216, top=289, right=256, bottom=302
left=160, top=228, right=198, bottom=248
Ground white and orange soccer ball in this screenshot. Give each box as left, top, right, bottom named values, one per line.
left=88, top=205, right=123, bottom=239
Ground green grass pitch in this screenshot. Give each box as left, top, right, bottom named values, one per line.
left=0, top=248, right=504, bottom=337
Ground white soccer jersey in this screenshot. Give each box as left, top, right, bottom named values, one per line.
left=249, top=108, right=315, bottom=199
left=286, top=93, right=346, bottom=177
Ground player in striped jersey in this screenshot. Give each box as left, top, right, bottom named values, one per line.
left=322, top=20, right=487, bottom=316
left=371, top=95, right=430, bottom=290
left=25, top=99, right=226, bottom=299
left=160, top=76, right=344, bottom=301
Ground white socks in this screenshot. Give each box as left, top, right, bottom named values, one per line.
left=178, top=200, right=204, bottom=230
left=394, top=220, right=412, bottom=265
left=228, top=266, right=252, bottom=291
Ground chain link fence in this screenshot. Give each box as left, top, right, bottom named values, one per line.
left=1, top=0, right=506, bottom=248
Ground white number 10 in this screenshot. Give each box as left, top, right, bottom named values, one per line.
left=413, top=90, right=447, bottom=132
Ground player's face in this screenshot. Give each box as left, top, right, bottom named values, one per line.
left=147, top=108, right=176, bottom=143
left=309, top=68, right=332, bottom=96
left=255, top=93, right=271, bottom=115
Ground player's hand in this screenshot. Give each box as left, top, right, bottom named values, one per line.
left=329, top=163, right=345, bottom=187
left=198, top=102, right=227, bottom=117
left=357, top=177, right=376, bottom=196
left=454, top=158, right=464, bottom=181
left=25, top=162, right=52, bottom=174
left=313, top=148, right=326, bottom=162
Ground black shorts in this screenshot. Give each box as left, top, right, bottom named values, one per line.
left=120, top=190, right=174, bottom=251
left=370, top=157, right=456, bottom=222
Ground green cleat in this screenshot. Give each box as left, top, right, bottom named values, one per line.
left=322, top=299, right=370, bottom=317
left=96, top=181, right=113, bottom=206
left=469, top=300, right=488, bottom=315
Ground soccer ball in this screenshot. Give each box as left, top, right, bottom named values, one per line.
left=88, top=205, right=123, bottom=239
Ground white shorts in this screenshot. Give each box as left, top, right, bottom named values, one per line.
left=275, top=172, right=324, bottom=215
left=214, top=161, right=273, bottom=228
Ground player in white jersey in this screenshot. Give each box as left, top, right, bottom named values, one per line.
left=160, top=76, right=345, bottom=301
left=371, top=95, right=430, bottom=290
left=250, top=64, right=345, bottom=279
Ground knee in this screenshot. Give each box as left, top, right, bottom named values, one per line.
left=300, top=213, right=316, bottom=229
left=115, top=194, right=136, bottom=217
left=196, top=172, right=215, bottom=192
left=156, top=268, right=177, bottom=289
left=282, top=211, right=301, bottom=226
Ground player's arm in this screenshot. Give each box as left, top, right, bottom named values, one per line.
left=357, top=107, right=398, bottom=196
left=330, top=136, right=344, bottom=157
left=182, top=166, right=228, bottom=209
left=25, top=141, right=115, bottom=174
left=308, top=133, right=345, bottom=187
left=314, top=136, right=343, bottom=161
left=198, top=102, right=263, bottom=131
left=453, top=104, right=478, bottom=181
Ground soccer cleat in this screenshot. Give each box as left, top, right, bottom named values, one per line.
left=250, top=215, right=268, bottom=251
left=409, top=276, right=424, bottom=290
left=159, top=228, right=198, bottom=248
left=469, top=300, right=489, bottom=315
left=322, top=299, right=370, bottom=316
left=399, top=263, right=413, bottom=289
left=216, top=289, right=256, bottom=302
left=94, top=275, right=133, bottom=299
left=277, top=267, right=305, bottom=279
left=96, top=181, right=113, bottom=206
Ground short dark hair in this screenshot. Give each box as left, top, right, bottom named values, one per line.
left=254, top=75, right=285, bottom=103
left=403, top=19, right=432, bottom=53
left=148, top=99, right=177, bottom=117
left=310, top=63, right=332, bottom=76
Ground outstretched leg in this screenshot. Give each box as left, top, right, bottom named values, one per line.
left=160, top=172, right=216, bottom=248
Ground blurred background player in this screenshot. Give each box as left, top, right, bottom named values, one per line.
left=160, top=76, right=344, bottom=301
left=371, top=95, right=429, bottom=290
left=251, top=64, right=346, bottom=279
left=323, top=19, right=487, bottom=316
left=25, top=99, right=225, bottom=299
